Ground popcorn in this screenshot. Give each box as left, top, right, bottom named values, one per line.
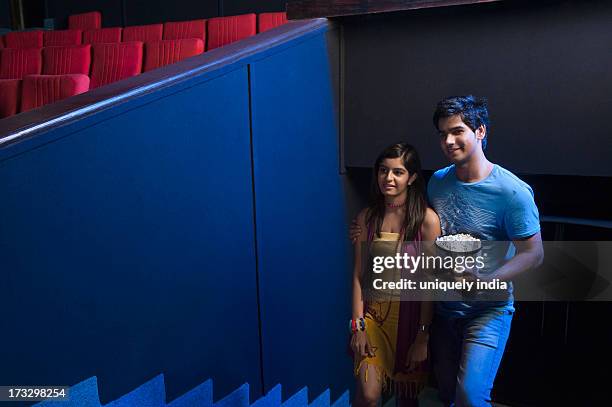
left=435, top=233, right=482, bottom=254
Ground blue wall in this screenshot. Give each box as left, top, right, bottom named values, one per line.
left=0, top=67, right=261, bottom=403
left=250, top=34, right=351, bottom=399
left=0, top=24, right=351, bottom=403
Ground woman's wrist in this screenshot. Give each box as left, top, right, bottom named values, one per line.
left=349, top=317, right=366, bottom=334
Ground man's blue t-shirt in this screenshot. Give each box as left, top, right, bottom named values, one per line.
left=427, top=164, right=541, bottom=317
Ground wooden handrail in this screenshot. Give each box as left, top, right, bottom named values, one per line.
left=287, top=0, right=502, bottom=20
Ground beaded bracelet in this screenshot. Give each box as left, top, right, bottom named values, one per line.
left=349, top=317, right=366, bottom=334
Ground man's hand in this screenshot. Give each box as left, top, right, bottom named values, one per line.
left=452, top=271, right=478, bottom=285
left=349, top=218, right=363, bottom=244
left=485, top=232, right=544, bottom=282
left=405, top=331, right=428, bottom=371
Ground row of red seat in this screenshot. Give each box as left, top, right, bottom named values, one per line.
left=0, top=12, right=288, bottom=50
left=0, top=40, right=204, bottom=80
left=0, top=38, right=205, bottom=118
left=64, top=10, right=287, bottom=34
left=0, top=74, right=89, bottom=117
left=0, top=11, right=288, bottom=119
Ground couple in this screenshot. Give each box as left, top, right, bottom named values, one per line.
left=349, top=96, right=544, bottom=407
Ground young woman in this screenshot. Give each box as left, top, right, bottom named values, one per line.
left=350, top=143, right=441, bottom=407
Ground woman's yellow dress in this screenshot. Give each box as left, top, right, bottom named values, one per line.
left=354, top=232, right=428, bottom=398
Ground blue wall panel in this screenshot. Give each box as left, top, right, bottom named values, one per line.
left=0, top=67, right=262, bottom=403
left=250, top=33, right=352, bottom=399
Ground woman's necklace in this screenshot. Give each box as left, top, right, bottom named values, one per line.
left=385, top=201, right=406, bottom=208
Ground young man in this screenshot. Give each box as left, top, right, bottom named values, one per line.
left=351, top=95, right=544, bottom=406
left=428, top=95, right=543, bottom=406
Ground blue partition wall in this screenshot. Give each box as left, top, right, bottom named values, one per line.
left=0, top=68, right=262, bottom=403
left=0, top=21, right=351, bottom=404
left=250, top=33, right=352, bottom=399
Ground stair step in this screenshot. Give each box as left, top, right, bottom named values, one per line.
left=36, top=376, right=352, bottom=407
left=34, top=376, right=101, bottom=407
left=310, top=389, right=330, bottom=407
left=282, top=387, right=308, bottom=407
left=215, top=383, right=249, bottom=407
left=168, top=378, right=213, bottom=407
left=251, top=384, right=281, bottom=407
left=104, top=374, right=165, bottom=407
left=331, top=391, right=349, bottom=407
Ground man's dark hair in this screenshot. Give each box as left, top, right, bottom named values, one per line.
left=433, top=95, right=489, bottom=150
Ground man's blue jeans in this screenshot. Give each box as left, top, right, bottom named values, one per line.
left=431, top=308, right=513, bottom=407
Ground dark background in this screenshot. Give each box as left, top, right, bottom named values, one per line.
left=0, top=0, right=11, bottom=28
left=0, top=0, right=287, bottom=29
left=338, top=2, right=611, bottom=403
left=341, top=0, right=612, bottom=177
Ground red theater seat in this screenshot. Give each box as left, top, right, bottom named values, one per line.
left=207, top=14, right=256, bottom=50
left=42, top=45, right=91, bottom=75
left=83, top=27, right=122, bottom=44
left=43, top=29, right=82, bottom=46
left=144, top=38, right=204, bottom=72
left=0, top=79, right=21, bottom=118
left=90, top=42, right=143, bottom=88
left=0, top=48, right=42, bottom=79
left=68, top=12, right=102, bottom=30
left=21, top=74, right=90, bottom=112
left=258, top=12, right=288, bottom=33
left=4, top=31, right=44, bottom=48
left=123, top=24, right=163, bottom=43
left=163, top=19, right=206, bottom=42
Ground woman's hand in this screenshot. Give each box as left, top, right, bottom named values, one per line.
left=351, top=330, right=375, bottom=357
left=350, top=218, right=363, bottom=244
left=405, top=331, right=429, bottom=371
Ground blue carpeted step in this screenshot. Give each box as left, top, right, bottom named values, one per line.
left=309, top=389, right=330, bottom=407
left=104, top=374, right=165, bottom=407
left=251, top=384, right=281, bottom=407
left=282, top=387, right=308, bottom=407
left=330, top=391, right=349, bottom=407
left=34, top=376, right=101, bottom=407
left=215, top=383, right=250, bottom=407
left=168, top=378, right=213, bottom=407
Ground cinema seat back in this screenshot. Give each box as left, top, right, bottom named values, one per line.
left=144, top=38, right=204, bottom=72
left=207, top=14, right=256, bottom=50
left=90, top=42, right=143, bottom=88
left=42, top=45, right=91, bottom=75
left=83, top=28, right=122, bottom=45
left=21, top=74, right=90, bottom=112
left=123, top=24, right=163, bottom=43
left=163, top=20, right=206, bottom=42
left=44, top=29, right=83, bottom=46
left=5, top=31, right=43, bottom=48
left=68, top=12, right=102, bottom=31
left=0, top=79, right=21, bottom=118
left=258, top=12, right=288, bottom=33
left=0, top=48, right=42, bottom=79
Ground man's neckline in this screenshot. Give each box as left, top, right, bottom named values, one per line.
left=452, top=163, right=496, bottom=186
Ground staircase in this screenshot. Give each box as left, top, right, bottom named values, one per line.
left=34, top=375, right=350, bottom=407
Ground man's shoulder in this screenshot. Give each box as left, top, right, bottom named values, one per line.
left=427, top=165, right=454, bottom=200
left=492, top=164, right=535, bottom=197
left=433, top=164, right=454, bottom=178
left=430, top=164, right=454, bottom=184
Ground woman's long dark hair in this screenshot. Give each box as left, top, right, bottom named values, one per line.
left=366, top=143, right=427, bottom=242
